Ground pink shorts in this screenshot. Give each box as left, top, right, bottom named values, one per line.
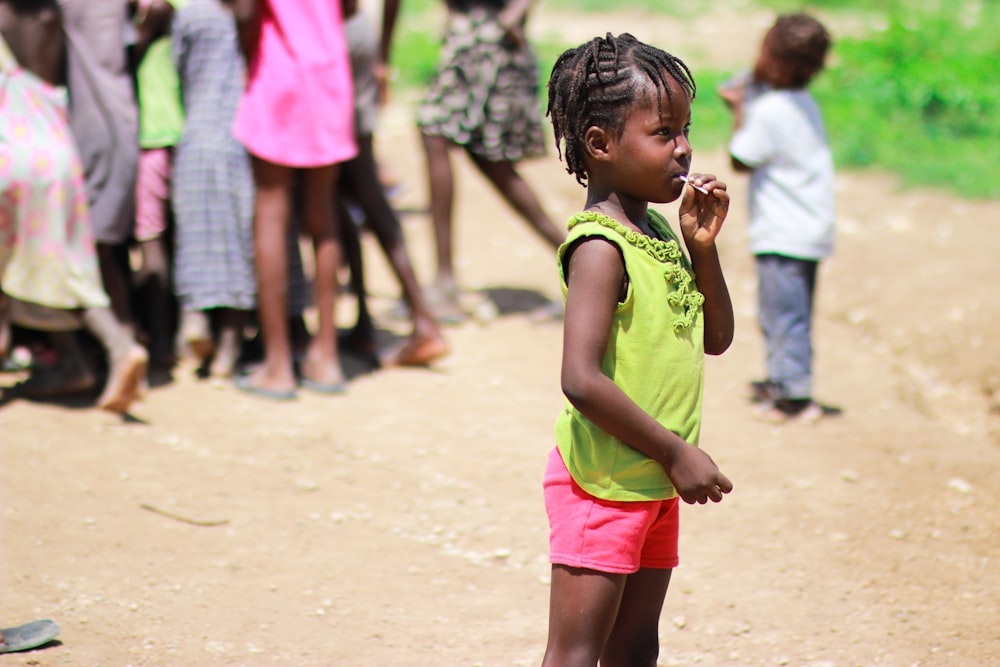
left=544, top=448, right=679, bottom=574
left=134, top=147, right=173, bottom=242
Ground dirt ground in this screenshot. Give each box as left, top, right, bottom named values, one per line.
left=2, top=7, right=998, bottom=667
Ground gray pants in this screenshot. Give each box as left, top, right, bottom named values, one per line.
left=756, top=254, right=818, bottom=400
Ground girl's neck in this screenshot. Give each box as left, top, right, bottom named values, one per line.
left=584, top=196, right=654, bottom=237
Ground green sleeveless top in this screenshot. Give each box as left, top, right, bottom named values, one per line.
left=554, top=210, right=706, bottom=501
left=135, top=0, right=187, bottom=148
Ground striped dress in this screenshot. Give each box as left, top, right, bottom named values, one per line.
left=170, top=0, right=255, bottom=312
left=171, top=0, right=311, bottom=315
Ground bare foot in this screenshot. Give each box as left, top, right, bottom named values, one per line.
left=237, top=364, right=298, bottom=395
left=299, top=352, right=346, bottom=392
left=379, top=334, right=449, bottom=368
left=208, top=359, right=235, bottom=380
left=424, top=284, right=467, bottom=325
left=96, top=344, right=148, bottom=413
left=178, top=311, right=214, bottom=365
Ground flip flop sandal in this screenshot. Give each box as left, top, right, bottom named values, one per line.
left=299, top=378, right=347, bottom=395
left=234, top=375, right=297, bottom=401
left=0, top=619, right=60, bottom=654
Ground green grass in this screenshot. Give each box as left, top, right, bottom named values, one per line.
left=390, top=1, right=997, bottom=199
left=814, top=3, right=1000, bottom=198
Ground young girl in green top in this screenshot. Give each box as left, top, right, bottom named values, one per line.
left=542, top=34, right=734, bottom=666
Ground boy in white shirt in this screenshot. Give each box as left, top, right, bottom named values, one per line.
left=720, top=12, right=834, bottom=423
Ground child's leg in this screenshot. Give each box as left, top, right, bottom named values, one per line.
left=82, top=307, right=149, bottom=413
left=95, top=242, right=135, bottom=336
left=136, top=236, right=174, bottom=367
left=134, top=147, right=176, bottom=370
left=209, top=308, right=249, bottom=379
left=601, top=567, right=672, bottom=667
left=341, top=137, right=447, bottom=366
left=467, top=154, right=564, bottom=249
left=0, top=294, right=9, bottom=361
left=298, top=163, right=345, bottom=389
left=543, top=565, right=627, bottom=667
left=420, top=132, right=460, bottom=300
left=177, top=308, right=213, bottom=365
left=756, top=254, right=817, bottom=400
left=243, top=157, right=297, bottom=393
left=543, top=447, right=677, bottom=666
left=336, top=194, right=376, bottom=352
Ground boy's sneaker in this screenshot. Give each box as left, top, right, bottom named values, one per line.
left=758, top=398, right=825, bottom=425
left=749, top=379, right=783, bottom=404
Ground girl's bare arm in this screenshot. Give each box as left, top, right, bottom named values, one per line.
left=561, top=238, right=732, bottom=504
left=497, top=0, right=534, bottom=47
left=678, top=175, right=735, bottom=355
left=221, top=0, right=258, bottom=59
left=688, top=244, right=734, bottom=356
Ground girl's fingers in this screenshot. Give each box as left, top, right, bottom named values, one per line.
left=717, top=472, right=734, bottom=493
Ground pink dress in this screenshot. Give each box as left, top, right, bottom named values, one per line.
left=233, top=0, right=357, bottom=168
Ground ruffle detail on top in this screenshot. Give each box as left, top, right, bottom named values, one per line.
left=567, top=211, right=703, bottom=330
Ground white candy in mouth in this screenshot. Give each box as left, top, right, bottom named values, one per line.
left=680, top=174, right=709, bottom=194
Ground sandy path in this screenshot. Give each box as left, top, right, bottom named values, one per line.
left=2, top=7, right=998, bottom=665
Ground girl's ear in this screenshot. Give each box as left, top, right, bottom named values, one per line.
left=583, top=125, right=613, bottom=162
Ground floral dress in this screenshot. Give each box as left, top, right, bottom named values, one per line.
left=0, top=34, right=108, bottom=313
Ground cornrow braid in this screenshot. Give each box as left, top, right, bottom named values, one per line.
left=546, top=33, right=696, bottom=186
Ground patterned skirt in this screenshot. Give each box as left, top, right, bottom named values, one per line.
left=417, top=7, right=546, bottom=162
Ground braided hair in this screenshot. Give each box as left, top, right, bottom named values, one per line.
left=546, top=33, right=696, bottom=186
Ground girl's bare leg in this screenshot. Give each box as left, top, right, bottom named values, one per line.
left=337, top=199, right=377, bottom=355
left=136, top=236, right=175, bottom=370
left=542, top=564, right=670, bottom=667
left=0, top=294, right=9, bottom=361
left=299, top=163, right=345, bottom=389
left=209, top=308, right=249, bottom=379
left=95, top=242, right=136, bottom=337
left=178, top=309, right=214, bottom=365
left=542, top=565, right=626, bottom=667
left=600, top=568, right=671, bottom=667
left=340, top=137, right=447, bottom=366
left=244, top=157, right=297, bottom=393
left=82, top=307, right=148, bottom=413
left=468, top=154, right=565, bottom=249
left=420, top=132, right=465, bottom=318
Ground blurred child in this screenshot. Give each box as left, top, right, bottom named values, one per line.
left=337, top=0, right=448, bottom=367
left=170, top=0, right=254, bottom=378
left=229, top=0, right=356, bottom=400
left=719, top=12, right=834, bottom=423
left=541, top=33, right=734, bottom=666
left=131, top=0, right=187, bottom=375
left=417, top=0, right=564, bottom=322
left=59, top=0, right=141, bottom=347
left=1, top=0, right=147, bottom=412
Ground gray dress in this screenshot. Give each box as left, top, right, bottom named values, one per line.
left=170, top=0, right=256, bottom=312
left=59, top=0, right=139, bottom=244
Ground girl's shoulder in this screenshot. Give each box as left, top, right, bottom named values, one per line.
left=563, top=210, right=686, bottom=266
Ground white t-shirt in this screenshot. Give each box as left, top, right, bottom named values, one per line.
left=729, top=86, right=835, bottom=260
